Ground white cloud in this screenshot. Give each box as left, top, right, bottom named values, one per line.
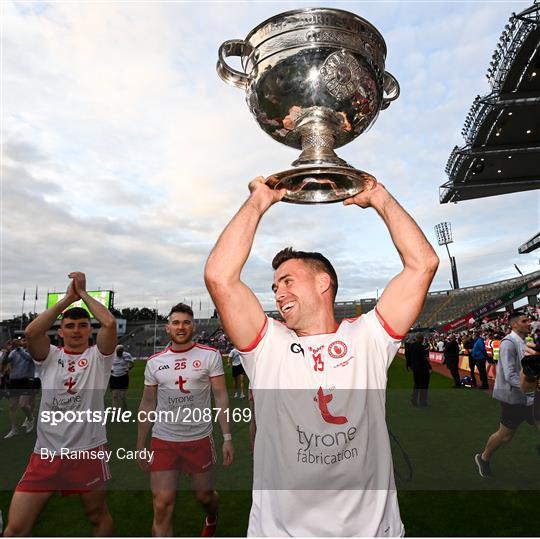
left=2, top=1, right=538, bottom=321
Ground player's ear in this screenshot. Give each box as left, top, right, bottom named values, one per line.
left=317, top=273, right=332, bottom=295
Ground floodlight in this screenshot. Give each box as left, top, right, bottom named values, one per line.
left=435, top=222, right=460, bottom=289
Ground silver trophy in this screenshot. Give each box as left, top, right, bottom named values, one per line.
left=217, top=8, right=400, bottom=204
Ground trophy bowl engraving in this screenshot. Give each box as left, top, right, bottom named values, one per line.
left=217, top=7, right=399, bottom=204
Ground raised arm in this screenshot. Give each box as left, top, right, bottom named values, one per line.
left=70, top=272, right=117, bottom=355
left=344, top=178, right=439, bottom=336
left=25, top=279, right=80, bottom=360
left=204, top=178, right=284, bottom=349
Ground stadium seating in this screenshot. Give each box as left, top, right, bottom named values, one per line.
left=415, top=270, right=540, bottom=328
left=110, top=271, right=540, bottom=357
left=120, top=318, right=223, bottom=358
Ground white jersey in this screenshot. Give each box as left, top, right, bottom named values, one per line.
left=229, top=348, right=242, bottom=367
left=240, top=309, right=404, bottom=537
left=111, top=351, right=134, bottom=377
left=144, top=343, right=224, bottom=442
left=35, top=345, right=115, bottom=453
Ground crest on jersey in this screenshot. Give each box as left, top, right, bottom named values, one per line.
left=193, top=360, right=202, bottom=368
left=328, top=341, right=347, bottom=359
left=77, top=358, right=88, bottom=368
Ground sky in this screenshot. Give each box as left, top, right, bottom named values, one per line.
left=2, top=0, right=539, bottom=320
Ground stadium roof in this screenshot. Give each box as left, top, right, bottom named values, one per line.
left=440, top=2, right=540, bottom=203
left=518, top=231, right=540, bottom=252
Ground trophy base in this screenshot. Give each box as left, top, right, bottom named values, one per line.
left=265, top=165, right=372, bottom=204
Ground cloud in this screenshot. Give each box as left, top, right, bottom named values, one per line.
left=2, top=1, right=538, bottom=321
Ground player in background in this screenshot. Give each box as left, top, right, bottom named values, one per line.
left=109, top=344, right=134, bottom=410
left=3, top=337, right=36, bottom=438
left=4, top=272, right=117, bottom=537
left=137, top=303, right=233, bottom=537
left=227, top=347, right=245, bottom=399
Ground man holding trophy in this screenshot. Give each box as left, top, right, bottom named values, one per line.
left=208, top=8, right=439, bottom=536
left=205, top=175, right=438, bottom=535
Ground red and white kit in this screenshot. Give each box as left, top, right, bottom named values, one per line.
left=17, top=443, right=112, bottom=495
left=35, top=345, right=114, bottom=453
left=144, top=344, right=224, bottom=442
left=241, top=309, right=405, bottom=537
left=17, top=345, right=114, bottom=493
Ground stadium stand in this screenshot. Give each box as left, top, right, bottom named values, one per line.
left=120, top=318, right=224, bottom=358
left=415, top=269, right=540, bottom=329
left=265, top=297, right=378, bottom=322
left=3, top=268, right=537, bottom=358
left=114, top=269, right=538, bottom=357
left=263, top=271, right=539, bottom=332
left=440, top=2, right=540, bottom=203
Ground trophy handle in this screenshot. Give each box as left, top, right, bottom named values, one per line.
left=381, top=71, right=400, bottom=110
left=217, top=40, right=251, bottom=90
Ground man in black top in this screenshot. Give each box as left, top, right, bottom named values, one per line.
left=444, top=334, right=461, bottom=388
left=406, top=334, right=432, bottom=407
left=463, top=334, right=477, bottom=386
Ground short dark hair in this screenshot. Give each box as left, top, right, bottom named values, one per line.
left=168, top=303, right=194, bottom=319
left=509, top=311, right=527, bottom=323
left=61, top=307, right=90, bottom=323
left=271, top=247, right=338, bottom=301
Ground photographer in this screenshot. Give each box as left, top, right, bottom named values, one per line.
left=475, top=312, right=534, bottom=477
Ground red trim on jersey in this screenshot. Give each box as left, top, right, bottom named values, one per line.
left=63, top=347, right=91, bottom=355
left=195, top=343, right=218, bottom=352
left=238, top=318, right=268, bottom=353
left=147, top=348, right=171, bottom=361
left=342, top=317, right=360, bottom=323
left=375, top=308, right=405, bottom=339
left=294, top=323, right=340, bottom=337
left=170, top=343, right=197, bottom=353
left=144, top=384, right=158, bottom=387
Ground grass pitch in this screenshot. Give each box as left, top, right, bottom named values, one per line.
left=0, top=356, right=538, bottom=536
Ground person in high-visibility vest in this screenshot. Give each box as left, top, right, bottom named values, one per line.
left=485, top=331, right=494, bottom=364
left=492, top=335, right=502, bottom=362
left=458, top=336, right=466, bottom=355
left=491, top=333, right=502, bottom=378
